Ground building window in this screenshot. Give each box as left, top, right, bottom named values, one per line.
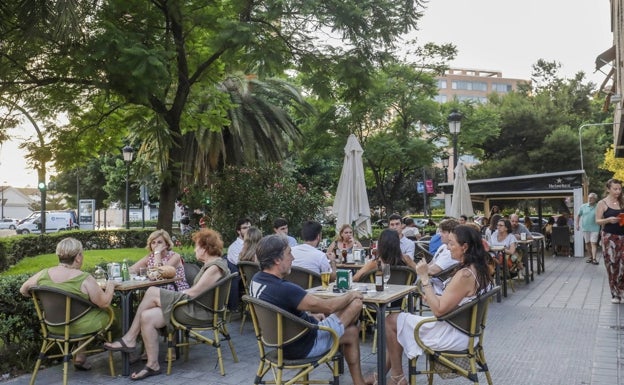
left=451, top=81, right=487, bottom=91
left=437, top=79, right=447, bottom=89
left=434, top=94, right=447, bottom=103
left=491, top=83, right=512, bottom=93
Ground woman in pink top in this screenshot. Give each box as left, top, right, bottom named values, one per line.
left=130, top=230, right=190, bottom=291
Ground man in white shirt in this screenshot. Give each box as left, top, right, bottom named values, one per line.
left=226, top=217, right=251, bottom=311
left=273, top=217, right=298, bottom=247
left=291, top=220, right=337, bottom=281
left=428, top=219, right=459, bottom=275
left=388, top=214, right=415, bottom=259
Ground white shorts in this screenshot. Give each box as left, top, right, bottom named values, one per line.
left=583, top=232, right=599, bottom=243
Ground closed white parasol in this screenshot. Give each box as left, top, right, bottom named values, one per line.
left=332, top=134, right=372, bottom=238
left=449, top=161, right=474, bottom=219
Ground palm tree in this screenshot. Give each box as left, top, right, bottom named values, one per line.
left=178, top=73, right=314, bottom=186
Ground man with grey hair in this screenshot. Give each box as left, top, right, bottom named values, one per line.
left=249, top=235, right=368, bottom=385
left=576, top=192, right=601, bottom=264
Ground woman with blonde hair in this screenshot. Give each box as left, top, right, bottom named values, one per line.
left=326, top=224, right=362, bottom=260
left=104, top=228, right=229, bottom=380
left=130, top=229, right=189, bottom=291
left=238, top=227, right=263, bottom=262
left=20, top=237, right=115, bottom=370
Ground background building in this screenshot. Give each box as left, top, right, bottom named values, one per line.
left=434, top=68, right=528, bottom=104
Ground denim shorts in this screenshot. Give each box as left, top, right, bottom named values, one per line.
left=306, top=314, right=344, bottom=357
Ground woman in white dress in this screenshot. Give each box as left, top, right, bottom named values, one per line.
left=377, top=225, right=494, bottom=385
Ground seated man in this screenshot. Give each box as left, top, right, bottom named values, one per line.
left=291, top=220, right=337, bottom=281
left=273, top=217, right=298, bottom=247
left=388, top=214, right=415, bottom=259
left=401, top=217, right=421, bottom=241
left=250, top=235, right=367, bottom=385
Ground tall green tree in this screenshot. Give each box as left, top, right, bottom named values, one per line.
left=0, top=0, right=428, bottom=232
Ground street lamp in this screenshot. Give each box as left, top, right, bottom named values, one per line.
left=441, top=154, right=450, bottom=183
left=122, top=145, right=134, bottom=230
left=448, top=110, right=462, bottom=170
left=1, top=181, right=6, bottom=219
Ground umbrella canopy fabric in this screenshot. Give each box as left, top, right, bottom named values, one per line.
left=332, top=134, right=372, bottom=238
left=449, top=161, right=475, bottom=219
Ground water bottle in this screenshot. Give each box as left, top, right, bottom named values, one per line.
left=121, top=259, right=130, bottom=281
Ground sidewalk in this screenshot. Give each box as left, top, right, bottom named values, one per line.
left=5, top=251, right=623, bottom=385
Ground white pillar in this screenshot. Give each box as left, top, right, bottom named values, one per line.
left=573, top=187, right=584, bottom=257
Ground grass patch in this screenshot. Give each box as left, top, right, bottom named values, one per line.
left=2, top=247, right=195, bottom=276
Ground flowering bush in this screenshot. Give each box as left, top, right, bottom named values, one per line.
left=208, top=164, right=325, bottom=243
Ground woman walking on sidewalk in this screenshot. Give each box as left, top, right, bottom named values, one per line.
left=596, top=178, right=624, bottom=303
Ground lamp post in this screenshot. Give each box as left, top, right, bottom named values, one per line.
left=122, top=145, right=134, bottom=230
left=0, top=181, right=6, bottom=219
left=441, top=154, right=450, bottom=183
left=447, top=110, right=462, bottom=170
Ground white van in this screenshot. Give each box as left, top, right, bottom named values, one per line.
left=17, top=211, right=78, bottom=234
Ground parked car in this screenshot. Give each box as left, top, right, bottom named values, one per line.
left=0, top=218, right=19, bottom=230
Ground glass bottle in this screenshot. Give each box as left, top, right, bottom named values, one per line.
left=121, top=259, right=130, bottom=281
left=375, top=260, right=384, bottom=292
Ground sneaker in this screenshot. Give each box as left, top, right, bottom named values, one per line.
left=611, top=297, right=621, bottom=304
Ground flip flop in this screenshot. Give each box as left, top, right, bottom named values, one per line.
left=73, top=361, right=92, bottom=371
left=103, top=338, right=135, bottom=353
left=592, top=260, right=599, bottom=265
left=586, top=258, right=593, bottom=263
left=130, top=366, right=161, bottom=381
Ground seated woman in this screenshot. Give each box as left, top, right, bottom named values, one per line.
left=353, top=228, right=405, bottom=282
left=326, top=224, right=362, bottom=261
left=375, top=225, right=494, bottom=385
left=238, top=227, right=263, bottom=263
left=20, top=237, right=115, bottom=371
left=490, top=218, right=521, bottom=275
left=104, top=228, right=229, bottom=380
left=129, top=229, right=190, bottom=291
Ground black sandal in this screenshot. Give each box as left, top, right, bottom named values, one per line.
left=592, top=259, right=599, bottom=265
left=130, top=366, right=161, bottom=381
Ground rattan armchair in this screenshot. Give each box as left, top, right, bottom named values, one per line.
left=284, top=265, right=322, bottom=289
left=166, top=272, right=239, bottom=376
left=408, top=286, right=500, bottom=385
left=28, top=286, right=115, bottom=385
left=242, top=295, right=342, bottom=385
left=238, top=261, right=261, bottom=333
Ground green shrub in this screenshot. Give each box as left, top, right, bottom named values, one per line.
left=0, top=274, right=40, bottom=375
left=0, top=229, right=153, bottom=274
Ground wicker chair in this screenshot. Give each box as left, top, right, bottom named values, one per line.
left=284, top=265, right=322, bottom=289
left=414, top=242, right=434, bottom=263
left=242, top=295, right=342, bottom=385
left=238, top=261, right=261, bottom=333
left=166, top=273, right=239, bottom=376
left=551, top=226, right=572, bottom=257
left=28, top=286, right=115, bottom=385
left=408, top=286, right=500, bottom=385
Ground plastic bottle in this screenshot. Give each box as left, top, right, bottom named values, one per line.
left=121, top=259, right=130, bottom=281
left=375, top=260, right=384, bottom=292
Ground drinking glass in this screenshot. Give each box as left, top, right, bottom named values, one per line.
left=321, top=270, right=331, bottom=290
left=382, top=263, right=391, bottom=288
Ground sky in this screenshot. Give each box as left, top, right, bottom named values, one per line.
left=0, top=0, right=614, bottom=188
